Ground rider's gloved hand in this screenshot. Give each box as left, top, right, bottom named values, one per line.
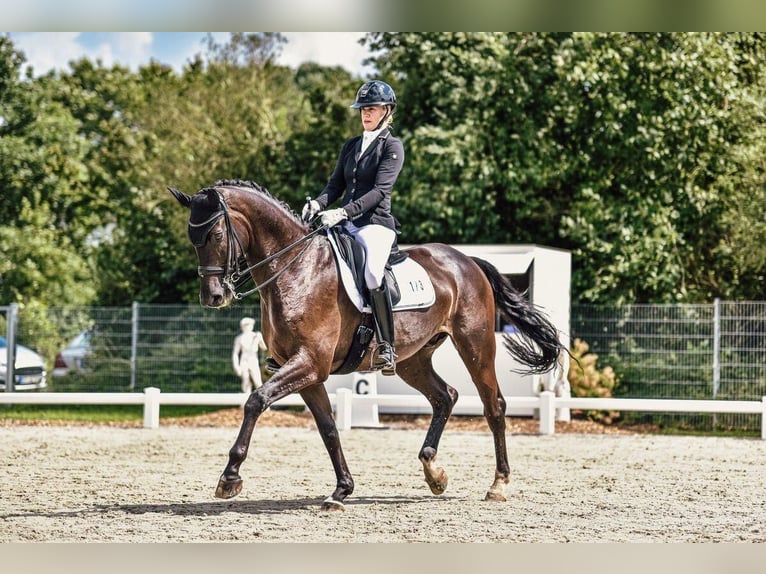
left=301, top=199, right=320, bottom=222
left=319, top=208, right=348, bottom=227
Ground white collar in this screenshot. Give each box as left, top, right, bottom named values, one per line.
left=360, top=126, right=385, bottom=155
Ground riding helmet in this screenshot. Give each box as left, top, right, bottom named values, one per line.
left=351, top=80, right=397, bottom=109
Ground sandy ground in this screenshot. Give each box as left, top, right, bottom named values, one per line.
left=1, top=420, right=765, bottom=543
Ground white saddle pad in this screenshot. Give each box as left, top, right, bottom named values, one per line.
left=327, top=233, right=436, bottom=313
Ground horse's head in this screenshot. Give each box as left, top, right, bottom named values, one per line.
left=170, top=180, right=314, bottom=308
left=168, top=186, right=239, bottom=308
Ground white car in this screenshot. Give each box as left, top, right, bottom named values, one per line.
left=52, top=330, right=92, bottom=377
left=0, top=336, right=47, bottom=391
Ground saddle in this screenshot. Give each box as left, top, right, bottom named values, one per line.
left=328, top=226, right=408, bottom=307
left=268, top=228, right=434, bottom=376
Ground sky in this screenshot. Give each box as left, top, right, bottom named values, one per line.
left=6, top=32, right=375, bottom=78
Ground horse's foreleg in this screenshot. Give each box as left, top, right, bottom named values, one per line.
left=215, top=359, right=318, bottom=500
left=300, top=385, right=354, bottom=511
left=396, top=354, right=458, bottom=496
left=215, top=389, right=265, bottom=499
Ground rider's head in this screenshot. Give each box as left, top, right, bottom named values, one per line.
left=351, top=80, right=396, bottom=131
left=240, top=317, right=255, bottom=332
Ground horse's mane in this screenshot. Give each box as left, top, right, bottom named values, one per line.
left=210, top=179, right=305, bottom=226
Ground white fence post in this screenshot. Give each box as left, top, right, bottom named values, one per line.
left=143, top=387, right=160, bottom=429
left=555, top=378, right=571, bottom=423
left=351, top=372, right=382, bottom=427
left=335, top=388, right=352, bottom=431
left=761, top=397, right=766, bottom=441
left=539, top=391, right=556, bottom=435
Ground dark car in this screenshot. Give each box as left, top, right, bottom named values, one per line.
left=52, top=330, right=92, bottom=377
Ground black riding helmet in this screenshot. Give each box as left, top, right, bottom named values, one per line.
left=351, top=80, right=397, bottom=109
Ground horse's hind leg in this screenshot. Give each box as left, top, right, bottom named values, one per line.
left=480, top=388, right=511, bottom=502
left=452, top=332, right=511, bottom=502
left=396, top=349, right=458, bottom=496
left=300, top=384, right=354, bottom=511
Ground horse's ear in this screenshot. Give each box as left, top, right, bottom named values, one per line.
left=202, top=187, right=222, bottom=208
left=168, top=187, right=192, bottom=209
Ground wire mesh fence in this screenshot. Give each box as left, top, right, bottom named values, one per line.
left=17, top=303, right=263, bottom=393
left=571, top=300, right=766, bottom=431
left=6, top=300, right=766, bottom=431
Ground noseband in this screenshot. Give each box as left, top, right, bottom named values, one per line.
left=192, top=190, right=324, bottom=300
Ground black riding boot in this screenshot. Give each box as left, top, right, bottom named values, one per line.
left=369, top=281, right=396, bottom=376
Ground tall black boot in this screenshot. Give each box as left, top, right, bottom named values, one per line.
left=369, top=281, right=396, bottom=376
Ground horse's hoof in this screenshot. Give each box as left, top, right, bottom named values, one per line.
left=215, top=475, right=243, bottom=499
left=425, top=468, right=448, bottom=495
left=484, top=489, right=506, bottom=502
left=321, top=497, right=346, bottom=512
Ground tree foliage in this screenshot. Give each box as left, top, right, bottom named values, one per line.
left=366, top=32, right=766, bottom=303
left=1, top=32, right=765, bottom=308
left=0, top=37, right=95, bottom=307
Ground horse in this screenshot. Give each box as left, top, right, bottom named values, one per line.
left=169, top=179, right=566, bottom=511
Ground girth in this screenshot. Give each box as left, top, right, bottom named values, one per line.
left=263, top=315, right=376, bottom=376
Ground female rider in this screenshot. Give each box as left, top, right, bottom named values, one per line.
left=302, top=80, right=404, bottom=375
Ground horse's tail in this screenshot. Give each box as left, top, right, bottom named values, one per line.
left=471, top=256, right=565, bottom=374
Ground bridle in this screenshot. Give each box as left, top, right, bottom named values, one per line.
left=192, top=190, right=325, bottom=300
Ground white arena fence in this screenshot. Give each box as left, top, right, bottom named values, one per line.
left=2, top=301, right=765, bottom=433
left=1, top=389, right=764, bottom=439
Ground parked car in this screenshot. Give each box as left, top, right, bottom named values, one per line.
left=0, top=336, right=47, bottom=391
left=53, top=330, right=92, bottom=377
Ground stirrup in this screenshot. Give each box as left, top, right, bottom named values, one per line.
left=264, top=356, right=281, bottom=373
left=372, top=343, right=397, bottom=376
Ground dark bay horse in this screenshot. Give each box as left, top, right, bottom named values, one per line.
left=169, top=179, right=566, bottom=510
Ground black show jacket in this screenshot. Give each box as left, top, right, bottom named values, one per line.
left=316, top=128, right=404, bottom=231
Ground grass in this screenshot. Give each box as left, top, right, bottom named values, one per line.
left=1, top=405, right=760, bottom=438
left=0, top=404, right=229, bottom=423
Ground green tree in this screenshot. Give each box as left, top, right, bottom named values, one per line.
left=366, top=32, right=766, bottom=303
left=365, top=32, right=574, bottom=244
left=554, top=33, right=765, bottom=303
left=277, top=62, right=360, bottom=205
left=127, top=34, right=343, bottom=302
left=0, top=35, right=97, bottom=307
left=713, top=34, right=766, bottom=299
left=4, top=32, right=765, bottom=309
left=0, top=201, right=95, bottom=306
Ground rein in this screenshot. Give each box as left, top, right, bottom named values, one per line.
left=196, top=190, right=326, bottom=300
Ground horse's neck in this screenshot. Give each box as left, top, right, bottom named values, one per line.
left=236, top=195, right=314, bottom=282
left=233, top=193, right=302, bottom=254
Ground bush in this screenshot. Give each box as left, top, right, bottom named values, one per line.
left=568, top=338, right=619, bottom=423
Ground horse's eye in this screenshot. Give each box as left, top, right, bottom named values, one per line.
left=213, top=231, right=224, bottom=241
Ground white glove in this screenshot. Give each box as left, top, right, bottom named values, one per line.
left=320, top=208, right=348, bottom=227
left=301, top=200, right=320, bottom=222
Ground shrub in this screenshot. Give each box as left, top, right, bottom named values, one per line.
left=568, top=338, right=619, bottom=423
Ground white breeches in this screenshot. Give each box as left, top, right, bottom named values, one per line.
left=341, top=221, right=396, bottom=289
